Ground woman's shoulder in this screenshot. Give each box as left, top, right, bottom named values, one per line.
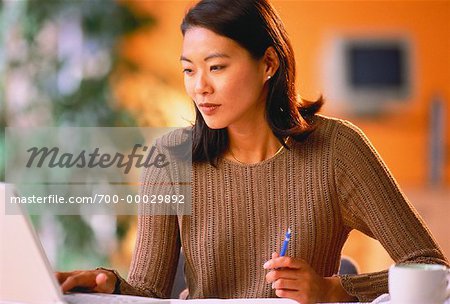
left=154, top=126, right=193, bottom=148
left=312, top=114, right=367, bottom=140
left=298, top=114, right=372, bottom=155
left=311, top=114, right=378, bottom=164
left=313, top=114, right=358, bottom=130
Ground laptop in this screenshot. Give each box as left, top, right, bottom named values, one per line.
left=0, top=183, right=171, bottom=304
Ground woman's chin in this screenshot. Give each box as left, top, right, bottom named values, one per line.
left=203, top=120, right=227, bottom=130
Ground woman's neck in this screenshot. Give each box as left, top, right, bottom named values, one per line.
left=225, top=123, right=284, bottom=164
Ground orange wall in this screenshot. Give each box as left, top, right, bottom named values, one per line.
left=274, top=0, right=450, bottom=186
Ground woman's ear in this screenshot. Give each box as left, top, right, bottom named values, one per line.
left=263, top=46, right=280, bottom=80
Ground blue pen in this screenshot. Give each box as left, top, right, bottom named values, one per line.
left=280, top=227, right=291, bottom=256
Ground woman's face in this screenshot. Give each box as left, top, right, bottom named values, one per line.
left=181, top=27, right=268, bottom=130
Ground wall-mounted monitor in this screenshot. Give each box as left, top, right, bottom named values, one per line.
left=322, top=36, right=413, bottom=116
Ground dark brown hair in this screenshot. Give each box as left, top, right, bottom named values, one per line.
left=181, top=0, right=323, bottom=165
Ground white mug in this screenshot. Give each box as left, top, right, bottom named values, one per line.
left=389, top=263, right=450, bottom=304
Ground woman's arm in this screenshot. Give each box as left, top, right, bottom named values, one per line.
left=115, top=214, right=181, bottom=298
left=116, top=135, right=184, bottom=297
left=333, top=119, right=449, bottom=302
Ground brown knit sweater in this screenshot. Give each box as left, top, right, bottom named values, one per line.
left=115, top=115, right=448, bottom=302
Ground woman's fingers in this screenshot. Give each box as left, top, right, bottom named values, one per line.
left=60, top=271, right=96, bottom=293
left=93, top=272, right=115, bottom=293
left=263, top=255, right=324, bottom=304
left=265, top=268, right=302, bottom=283
left=269, top=272, right=320, bottom=304
left=263, top=255, right=306, bottom=270
left=271, top=278, right=301, bottom=291
left=55, top=271, right=80, bottom=284
left=56, top=270, right=116, bottom=294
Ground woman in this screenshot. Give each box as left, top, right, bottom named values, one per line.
left=57, top=0, right=448, bottom=303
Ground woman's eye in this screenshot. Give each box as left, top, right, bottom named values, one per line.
left=183, top=68, right=193, bottom=74
left=210, top=65, right=225, bottom=72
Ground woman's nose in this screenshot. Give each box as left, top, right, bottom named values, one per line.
left=194, top=72, right=212, bottom=95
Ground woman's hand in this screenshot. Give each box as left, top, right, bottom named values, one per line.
left=264, top=252, right=356, bottom=304
left=55, top=269, right=117, bottom=294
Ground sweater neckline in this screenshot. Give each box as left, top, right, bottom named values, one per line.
left=221, top=140, right=291, bottom=168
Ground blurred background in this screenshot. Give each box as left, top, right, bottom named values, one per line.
left=1, top=0, right=449, bottom=295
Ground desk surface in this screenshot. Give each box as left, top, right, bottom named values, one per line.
left=62, top=293, right=364, bottom=304
left=63, top=293, right=450, bottom=304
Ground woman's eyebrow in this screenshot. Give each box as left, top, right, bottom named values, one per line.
left=180, top=56, right=192, bottom=63
left=180, top=53, right=230, bottom=63
left=204, top=53, right=230, bottom=61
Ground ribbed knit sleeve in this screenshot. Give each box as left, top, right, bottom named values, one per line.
left=118, top=213, right=180, bottom=298
left=114, top=134, right=183, bottom=298
left=333, top=120, right=449, bottom=302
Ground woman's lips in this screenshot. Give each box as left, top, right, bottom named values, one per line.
left=198, top=103, right=221, bottom=115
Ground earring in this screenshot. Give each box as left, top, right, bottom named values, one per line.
left=267, top=75, right=271, bottom=80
